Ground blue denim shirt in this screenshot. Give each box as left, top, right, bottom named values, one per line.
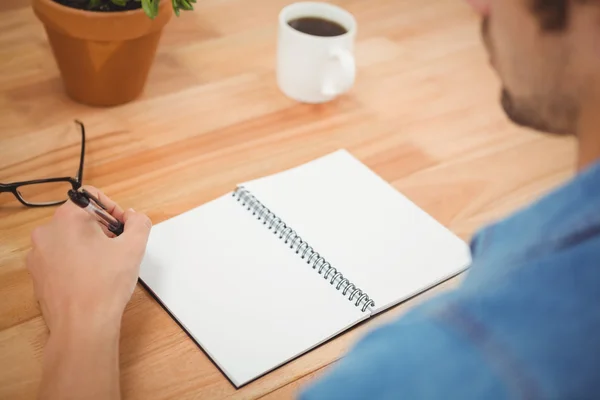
left=300, top=160, right=600, bottom=400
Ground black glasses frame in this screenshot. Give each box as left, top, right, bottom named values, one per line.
left=0, top=120, right=86, bottom=207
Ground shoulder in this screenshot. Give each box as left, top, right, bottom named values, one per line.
left=300, top=244, right=600, bottom=400
left=299, top=224, right=600, bottom=400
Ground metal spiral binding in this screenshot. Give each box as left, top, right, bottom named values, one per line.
left=232, top=186, right=376, bottom=312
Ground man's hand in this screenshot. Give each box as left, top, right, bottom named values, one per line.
left=27, top=185, right=151, bottom=333
left=26, top=186, right=152, bottom=400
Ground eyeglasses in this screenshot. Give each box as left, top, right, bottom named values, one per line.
left=0, top=120, right=86, bottom=207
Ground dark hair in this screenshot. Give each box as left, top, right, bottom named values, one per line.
left=531, top=0, right=568, bottom=30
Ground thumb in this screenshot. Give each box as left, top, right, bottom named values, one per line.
left=120, top=209, right=152, bottom=248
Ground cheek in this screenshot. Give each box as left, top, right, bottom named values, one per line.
left=488, top=0, right=549, bottom=97
left=489, top=17, right=530, bottom=95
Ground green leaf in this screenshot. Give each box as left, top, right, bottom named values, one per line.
left=88, top=0, right=102, bottom=8
left=180, top=0, right=193, bottom=10
left=153, top=0, right=159, bottom=15
left=141, top=0, right=156, bottom=18
left=172, top=0, right=180, bottom=16
left=111, top=0, right=127, bottom=6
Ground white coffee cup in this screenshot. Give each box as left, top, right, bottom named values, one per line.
left=277, top=2, right=357, bottom=103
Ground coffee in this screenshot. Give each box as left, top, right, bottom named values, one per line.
left=287, top=16, right=347, bottom=37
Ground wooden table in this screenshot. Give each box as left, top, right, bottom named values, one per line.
left=0, top=0, right=577, bottom=398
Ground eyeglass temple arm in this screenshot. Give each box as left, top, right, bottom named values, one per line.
left=75, top=119, right=85, bottom=185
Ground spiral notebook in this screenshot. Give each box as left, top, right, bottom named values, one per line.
left=139, top=149, right=471, bottom=387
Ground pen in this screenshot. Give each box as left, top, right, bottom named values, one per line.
left=67, top=188, right=124, bottom=236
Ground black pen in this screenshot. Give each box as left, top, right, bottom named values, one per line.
left=67, top=188, right=124, bottom=236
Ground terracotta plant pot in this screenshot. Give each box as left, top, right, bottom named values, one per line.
left=32, top=0, right=173, bottom=107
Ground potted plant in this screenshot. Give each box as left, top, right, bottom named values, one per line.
left=32, top=0, right=195, bottom=106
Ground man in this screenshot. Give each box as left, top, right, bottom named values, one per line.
left=27, top=0, right=600, bottom=398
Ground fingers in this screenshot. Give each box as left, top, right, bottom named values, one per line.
left=80, top=185, right=125, bottom=222
left=51, top=197, right=110, bottom=239
left=54, top=198, right=86, bottom=219
left=54, top=186, right=145, bottom=242
left=53, top=199, right=102, bottom=231
left=77, top=185, right=127, bottom=237
left=119, top=209, right=152, bottom=251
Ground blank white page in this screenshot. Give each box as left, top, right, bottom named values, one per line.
left=241, top=150, right=472, bottom=314
left=139, top=193, right=366, bottom=387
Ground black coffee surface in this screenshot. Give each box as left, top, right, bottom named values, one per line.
left=288, top=17, right=348, bottom=37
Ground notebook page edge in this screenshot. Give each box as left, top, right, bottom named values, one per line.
left=139, top=264, right=368, bottom=389
left=139, top=192, right=243, bottom=387
left=139, top=187, right=369, bottom=388
left=137, top=278, right=245, bottom=388
left=237, top=149, right=352, bottom=188
left=230, top=311, right=371, bottom=387
left=334, top=150, right=472, bottom=249
left=370, top=259, right=471, bottom=315
left=140, top=269, right=370, bottom=388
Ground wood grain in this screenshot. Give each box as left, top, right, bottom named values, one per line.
left=0, top=0, right=577, bottom=399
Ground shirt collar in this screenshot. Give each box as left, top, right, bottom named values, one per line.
left=470, top=159, right=600, bottom=264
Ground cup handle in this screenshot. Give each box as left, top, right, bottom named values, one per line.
left=321, top=48, right=356, bottom=97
